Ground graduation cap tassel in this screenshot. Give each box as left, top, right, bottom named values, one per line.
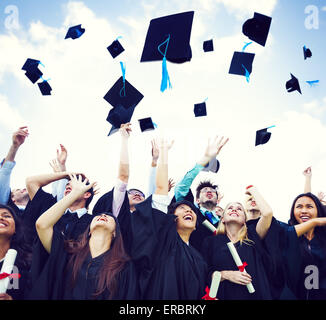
left=119, top=61, right=126, bottom=97
left=306, top=80, right=319, bottom=87
left=242, top=41, right=252, bottom=52
left=242, top=64, right=250, bottom=83
left=158, top=34, right=172, bottom=92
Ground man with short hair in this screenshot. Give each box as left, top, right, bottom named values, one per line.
left=173, top=135, right=229, bottom=251
left=25, top=171, right=95, bottom=243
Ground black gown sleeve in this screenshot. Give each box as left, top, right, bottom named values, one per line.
left=129, top=196, right=176, bottom=270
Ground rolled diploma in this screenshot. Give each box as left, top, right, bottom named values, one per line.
left=226, top=242, right=255, bottom=293
left=202, top=220, right=217, bottom=234
left=0, top=249, right=17, bottom=294
left=209, top=271, right=221, bottom=298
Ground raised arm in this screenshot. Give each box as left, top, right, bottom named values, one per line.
left=246, top=186, right=273, bottom=239
left=0, top=127, right=29, bottom=204
left=35, top=174, right=96, bottom=253
left=50, top=144, right=68, bottom=201
left=294, top=217, right=326, bottom=238
left=26, top=171, right=72, bottom=201
left=4, top=126, right=29, bottom=164
left=303, top=167, right=312, bottom=193
left=148, top=139, right=159, bottom=196
left=118, top=123, right=131, bottom=183
left=174, top=135, right=229, bottom=201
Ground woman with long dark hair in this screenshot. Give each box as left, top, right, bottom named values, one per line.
left=283, top=192, right=326, bottom=299
left=0, top=204, right=32, bottom=300
left=28, top=174, right=139, bottom=300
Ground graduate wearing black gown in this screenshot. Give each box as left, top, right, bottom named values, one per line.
left=201, top=187, right=274, bottom=300
left=128, top=138, right=207, bottom=300
left=0, top=204, right=31, bottom=300
left=281, top=193, right=326, bottom=300
left=27, top=174, right=139, bottom=300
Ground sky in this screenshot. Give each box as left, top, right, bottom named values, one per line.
left=0, top=0, right=326, bottom=222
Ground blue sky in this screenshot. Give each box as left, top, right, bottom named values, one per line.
left=0, top=0, right=326, bottom=222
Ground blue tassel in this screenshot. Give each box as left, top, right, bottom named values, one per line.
left=242, top=41, right=252, bottom=52
left=119, top=61, right=126, bottom=97
left=306, top=80, right=319, bottom=87
left=160, top=56, right=172, bottom=92
left=158, top=34, right=172, bottom=92
left=242, top=64, right=250, bottom=83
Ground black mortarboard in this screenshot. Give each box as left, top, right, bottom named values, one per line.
left=107, top=39, right=125, bottom=59
left=194, top=102, right=207, bottom=117
left=138, top=117, right=155, bottom=132
left=203, top=39, right=214, bottom=52
left=255, top=127, right=273, bottom=146
left=242, top=12, right=272, bottom=47
left=65, top=24, right=85, bottom=40
left=106, top=105, right=136, bottom=136
left=38, top=81, right=52, bottom=95
left=229, top=51, right=255, bottom=77
left=303, top=46, right=312, bottom=60
left=286, top=73, right=301, bottom=94
left=140, top=11, right=194, bottom=64
left=103, top=76, right=144, bottom=109
left=22, top=58, right=43, bottom=84
left=202, top=158, right=220, bottom=173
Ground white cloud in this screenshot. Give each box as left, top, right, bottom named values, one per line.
left=3, top=0, right=326, bottom=224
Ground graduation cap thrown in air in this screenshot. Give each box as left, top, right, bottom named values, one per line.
left=242, top=12, right=272, bottom=47
left=203, top=39, right=214, bottom=52
left=22, top=58, right=43, bottom=84
left=229, top=51, right=255, bottom=80
left=202, top=158, right=220, bottom=173
left=303, top=46, right=312, bottom=60
left=194, top=102, right=207, bottom=117
left=65, top=24, right=85, bottom=40
left=107, top=39, right=125, bottom=59
left=106, top=105, right=136, bottom=136
left=286, top=73, right=301, bottom=94
left=140, top=11, right=194, bottom=64
left=103, top=76, right=144, bottom=109
left=38, top=80, right=52, bottom=96
left=255, top=126, right=275, bottom=146
left=138, top=117, right=156, bottom=132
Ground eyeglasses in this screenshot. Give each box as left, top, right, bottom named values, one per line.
left=200, top=187, right=217, bottom=194
left=127, top=189, right=145, bottom=198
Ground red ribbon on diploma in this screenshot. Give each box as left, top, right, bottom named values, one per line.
left=0, top=273, right=21, bottom=280
left=201, top=286, right=217, bottom=300
left=237, top=262, right=248, bottom=272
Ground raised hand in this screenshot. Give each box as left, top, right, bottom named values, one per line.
left=204, top=136, right=229, bottom=159
left=151, top=139, right=160, bottom=163
left=67, top=174, right=97, bottom=196
left=12, top=126, right=29, bottom=148
left=49, top=159, right=62, bottom=173
left=119, top=123, right=132, bottom=139
left=56, top=144, right=67, bottom=170
left=303, top=167, right=312, bottom=177
left=168, top=178, right=175, bottom=192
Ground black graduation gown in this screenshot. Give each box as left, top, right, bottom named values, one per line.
left=170, top=189, right=218, bottom=252
left=130, top=197, right=208, bottom=300
left=27, top=228, right=139, bottom=300
left=201, top=227, right=272, bottom=300
left=280, top=224, right=326, bottom=300
left=23, top=188, right=93, bottom=245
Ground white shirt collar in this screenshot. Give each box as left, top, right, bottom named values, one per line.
left=65, top=207, right=88, bottom=219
